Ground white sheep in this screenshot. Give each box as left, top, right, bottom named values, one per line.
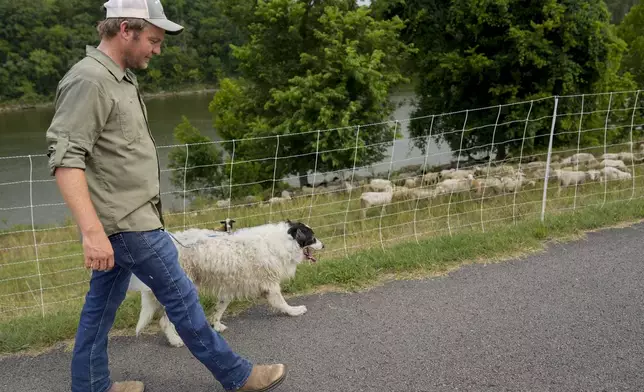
left=586, top=170, right=601, bottom=182
left=484, top=165, right=515, bottom=177
left=553, top=169, right=587, bottom=195
left=570, top=152, right=598, bottom=165
left=216, top=198, right=231, bottom=208
left=605, top=152, right=639, bottom=164
left=500, top=171, right=526, bottom=193
left=268, top=190, right=292, bottom=204
left=473, top=177, right=503, bottom=196
left=441, top=169, right=476, bottom=180
left=600, top=167, right=632, bottom=182
left=422, top=172, right=441, bottom=186
left=526, top=161, right=547, bottom=170
left=411, top=188, right=437, bottom=200
left=601, top=153, right=620, bottom=161
left=434, top=174, right=475, bottom=196
left=366, top=178, right=393, bottom=192
left=360, top=185, right=394, bottom=218
left=404, top=178, right=418, bottom=188
left=600, top=159, right=628, bottom=172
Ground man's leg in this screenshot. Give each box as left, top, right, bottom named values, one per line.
left=113, top=229, right=256, bottom=390
left=70, top=261, right=132, bottom=392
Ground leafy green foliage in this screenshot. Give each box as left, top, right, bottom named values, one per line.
left=210, top=0, right=414, bottom=190
left=605, top=0, right=639, bottom=24
left=374, top=0, right=636, bottom=160
left=0, top=0, right=254, bottom=104
left=168, top=116, right=226, bottom=199
left=618, top=2, right=644, bottom=89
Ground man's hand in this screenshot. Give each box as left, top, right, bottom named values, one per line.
left=82, top=229, right=114, bottom=271
left=54, top=167, right=115, bottom=271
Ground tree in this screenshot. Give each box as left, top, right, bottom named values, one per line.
left=168, top=116, right=226, bottom=200
left=210, top=0, right=414, bottom=189
left=375, top=0, right=635, bottom=161
left=605, top=0, right=639, bottom=24
left=0, top=0, right=256, bottom=104
left=618, top=2, right=644, bottom=89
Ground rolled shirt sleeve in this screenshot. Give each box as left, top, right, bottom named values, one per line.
left=46, top=78, right=112, bottom=176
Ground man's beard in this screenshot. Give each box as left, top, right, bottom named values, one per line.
left=123, top=51, right=148, bottom=70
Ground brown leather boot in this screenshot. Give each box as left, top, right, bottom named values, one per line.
left=235, top=364, right=287, bottom=392
left=108, top=381, right=145, bottom=392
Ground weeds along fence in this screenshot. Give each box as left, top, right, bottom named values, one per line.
left=2, top=91, right=644, bottom=320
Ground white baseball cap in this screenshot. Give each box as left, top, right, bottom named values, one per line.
left=102, top=0, right=184, bottom=35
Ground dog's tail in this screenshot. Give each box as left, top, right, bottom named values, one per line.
left=136, top=290, right=160, bottom=336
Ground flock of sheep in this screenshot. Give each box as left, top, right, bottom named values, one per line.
left=354, top=150, right=642, bottom=217
left=206, top=148, right=642, bottom=219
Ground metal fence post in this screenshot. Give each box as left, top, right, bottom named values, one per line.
left=540, top=96, right=559, bottom=223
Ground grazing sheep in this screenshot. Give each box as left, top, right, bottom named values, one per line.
left=600, top=159, right=629, bottom=172
left=526, top=161, right=547, bottom=170
left=360, top=185, right=394, bottom=218
left=553, top=169, right=587, bottom=195
left=587, top=170, right=601, bottom=182
left=243, top=195, right=259, bottom=205
left=603, top=152, right=639, bottom=164
left=601, top=153, right=620, bottom=161
left=366, top=178, right=393, bottom=192
left=600, top=167, right=632, bottom=182
left=500, top=171, right=526, bottom=193
left=411, top=188, right=437, bottom=200
left=473, top=177, right=504, bottom=196
left=268, top=190, right=292, bottom=204
left=216, top=198, right=231, bottom=208
left=434, top=174, right=475, bottom=196
left=441, top=169, right=476, bottom=180
left=486, top=165, right=515, bottom=177
left=391, top=186, right=416, bottom=201
left=404, top=178, right=418, bottom=188
left=570, top=152, right=598, bottom=166
left=422, top=172, right=441, bottom=186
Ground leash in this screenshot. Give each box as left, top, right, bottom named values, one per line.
left=166, top=229, right=233, bottom=248
left=166, top=231, right=193, bottom=248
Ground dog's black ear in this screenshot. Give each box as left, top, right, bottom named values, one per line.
left=220, top=220, right=226, bottom=224
left=295, top=228, right=307, bottom=245
left=230, top=219, right=236, bottom=223
left=287, top=225, right=297, bottom=238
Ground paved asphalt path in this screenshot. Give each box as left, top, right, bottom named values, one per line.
left=3, top=223, right=644, bottom=392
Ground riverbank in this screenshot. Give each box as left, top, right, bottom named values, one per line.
left=0, top=86, right=219, bottom=113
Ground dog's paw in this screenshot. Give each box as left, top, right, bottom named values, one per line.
left=167, top=334, right=185, bottom=348
left=212, top=322, right=228, bottom=333
left=286, top=305, right=307, bottom=316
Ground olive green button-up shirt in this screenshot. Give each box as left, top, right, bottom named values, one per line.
left=46, top=46, right=164, bottom=236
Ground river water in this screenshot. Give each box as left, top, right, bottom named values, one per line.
left=0, top=90, right=452, bottom=229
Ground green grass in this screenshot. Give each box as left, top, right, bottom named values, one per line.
left=2, top=146, right=644, bottom=354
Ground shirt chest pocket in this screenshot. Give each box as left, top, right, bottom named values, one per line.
left=116, top=98, right=147, bottom=143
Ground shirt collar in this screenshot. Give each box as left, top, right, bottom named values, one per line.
left=85, top=45, right=127, bottom=82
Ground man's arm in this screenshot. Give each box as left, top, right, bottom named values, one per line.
left=46, top=77, right=114, bottom=271
left=55, top=167, right=114, bottom=271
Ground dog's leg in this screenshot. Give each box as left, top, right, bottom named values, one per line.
left=209, top=297, right=231, bottom=333
left=159, top=312, right=185, bottom=348
left=264, top=285, right=307, bottom=316
left=135, top=290, right=161, bottom=336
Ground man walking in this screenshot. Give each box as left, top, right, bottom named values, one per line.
left=46, top=1, right=286, bottom=391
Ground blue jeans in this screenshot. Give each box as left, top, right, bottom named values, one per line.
left=70, top=229, right=253, bottom=392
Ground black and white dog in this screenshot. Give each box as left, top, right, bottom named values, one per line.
left=128, top=220, right=324, bottom=347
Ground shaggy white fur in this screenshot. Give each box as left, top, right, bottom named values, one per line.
left=127, top=220, right=324, bottom=347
